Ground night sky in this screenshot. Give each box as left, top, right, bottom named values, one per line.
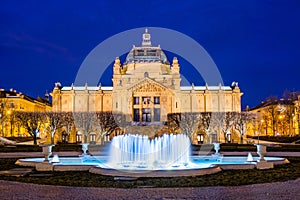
left=1, top=0, right=300, bottom=109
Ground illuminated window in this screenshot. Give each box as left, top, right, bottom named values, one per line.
left=154, top=108, right=160, bottom=121
left=76, top=132, right=82, bottom=143
left=90, top=134, right=96, bottom=142
left=133, top=109, right=140, bottom=122
left=154, top=97, right=160, bottom=104
left=142, top=108, right=151, bottom=122
left=142, top=97, right=151, bottom=104
left=133, top=97, right=139, bottom=105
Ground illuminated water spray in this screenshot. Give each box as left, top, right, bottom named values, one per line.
left=107, top=134, right=190, bottom=169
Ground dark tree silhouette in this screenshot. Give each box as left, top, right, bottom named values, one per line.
left=14, top=111, right=46, bottom=145
left=234, top=111, right=254, bottom=144
left=45, top=112, right=65, bottom=144
left=73, top=112, right=98, bottom=143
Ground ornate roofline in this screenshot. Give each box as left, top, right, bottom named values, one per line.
left=126, top=77, right=172, bottom=93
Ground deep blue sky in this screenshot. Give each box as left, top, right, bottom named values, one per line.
left=1, top=0, right=300, bottom=109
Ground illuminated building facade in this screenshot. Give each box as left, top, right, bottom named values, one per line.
left=249, top=98, right=300, bottom=137
left=0, top=88, right=51, bottom=137
left=52, top=29, right=243, bottom=142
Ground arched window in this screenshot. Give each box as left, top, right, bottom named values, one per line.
left=90, top=133, right=96, bottom=144
left=144, top=72, right=149, bottom=78
left=62, top=131, right=68, bottom=143
left=76, top=132, right=82, bottom=143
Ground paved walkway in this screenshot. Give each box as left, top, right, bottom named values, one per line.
left=0, top=179, right=299, bottom=200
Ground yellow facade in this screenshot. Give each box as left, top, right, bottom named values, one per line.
left=0, top=88, right=51, bottom=137
left=52, top=29, right=243, bottom=143
left=249, top=99, right=299, bottom=137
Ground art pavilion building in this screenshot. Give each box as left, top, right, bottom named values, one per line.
left=52, top=29, right=243, bottom=142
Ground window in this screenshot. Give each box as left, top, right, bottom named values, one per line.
left=134, top=97, right=140, bottom=105
left=154, top=108, right=160, bottom=121
left=62, top=131, right=68, bottom=143
left=154, top=97, right=160, bottom=104
left=144, top=72, right=149, bottom=78
left=133, top=109, right=140, bottom=122
left=142, top=96, right=151, bottom=104
left=142, top=108, right=151, bottom=122
left=90, top=134, right=96, bottom=142
left=171, top=79, right=175, bottom=85
left=163, top=77, right=167, bottom=83
left=76, top=132, right=82, bottom=143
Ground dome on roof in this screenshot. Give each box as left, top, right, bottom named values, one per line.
left=124, top=28, right=169, bottom=64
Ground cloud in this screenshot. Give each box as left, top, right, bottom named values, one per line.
left=1, top=32, right=77, bottom=62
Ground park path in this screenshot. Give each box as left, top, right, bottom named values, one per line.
left=0, top=178, right=299, bottom=200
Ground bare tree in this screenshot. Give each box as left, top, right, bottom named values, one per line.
left=179, top=112, right=201, bottom=140
left=14, top=111, right=46, bottom=145
left=167, top=113, right=181, bottom=134
left=167, top=112, right=201, bottom=140
left=96, top=112, right=123, bottom=143
left=261, top=97, right=282, bottom=136
left=295, top=100, right=300, bottom=135
left=0, top=99, right=8, bottom=136
left=234, top=111, right=254, bottom=144
left=210, top=112, right=225, bottom=142
left=222, top=112, right=235, bottom=143
left=63, top=112, right=74, bottom=142
left=73, top=112, right=98, bottom=143
left=44, top=112, right=65, bottom=144
left=200, top=112, right=212, bottom=143
left=284, top=104, right=295, bottom=136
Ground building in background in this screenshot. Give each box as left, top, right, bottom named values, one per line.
left=52, top=29, right=243, bottom=143
left=0, top=88, right=51, bottom=137
left=249, top=96, right=300, bottom=137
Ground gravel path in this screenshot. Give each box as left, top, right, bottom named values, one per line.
left=0, top=179, right=299, bottom=200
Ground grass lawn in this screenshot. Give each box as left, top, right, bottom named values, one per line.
left=0, top=157, right=300, bottom=188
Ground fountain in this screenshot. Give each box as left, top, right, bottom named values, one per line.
left=81, top=143, right=89, bottom=156
left=52, top=154, right=60, bottom=163
left=246, top=152, right=254, bottom=162
left=107, top=134, right=190, bottom=169
left=16, top=134, right=289, bottom=177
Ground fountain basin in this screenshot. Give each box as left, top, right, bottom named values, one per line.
left=16, top=155, right=289, bottom=177
left=14, top=134, right=289, bottom=177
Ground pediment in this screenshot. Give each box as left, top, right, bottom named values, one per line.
left=127, top=78, right=171, bottom=93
